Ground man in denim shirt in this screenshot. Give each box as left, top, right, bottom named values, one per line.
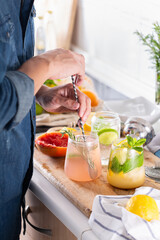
left=0, top=1, right=91, bottom=239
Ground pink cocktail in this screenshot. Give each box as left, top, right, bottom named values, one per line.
left=64, top=131, right=101, bottom=181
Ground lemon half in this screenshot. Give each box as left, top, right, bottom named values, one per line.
left=126, top=194, right=159, bottom=221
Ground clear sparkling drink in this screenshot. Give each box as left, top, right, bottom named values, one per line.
left=91, top=111, right=120, bottom=165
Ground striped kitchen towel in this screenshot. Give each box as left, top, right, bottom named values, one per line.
left=88, top=187, right=160, bottom=240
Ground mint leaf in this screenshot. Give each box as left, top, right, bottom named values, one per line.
left=133, top=138, right=137, bottom=145
left=110, top=156, right=122, bottom=173
left=122, top=153, right=144, bottom=173
left=132, top=147, right=143, bottom=152
left=134, top=139, right=146, bottom=146
left=127, top=135, right=134, bottom=147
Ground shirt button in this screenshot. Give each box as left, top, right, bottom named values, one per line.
left=6, top=32, right=10, bottom=38
left=33, top=116, right=36, bottom=120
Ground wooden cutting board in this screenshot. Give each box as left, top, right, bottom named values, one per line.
left=34, top=147, right=160, bottom=218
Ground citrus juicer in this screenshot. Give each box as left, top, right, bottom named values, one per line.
left=122, top=117, right=155, bottom=145
left=71, top=75, right=98, bottom=179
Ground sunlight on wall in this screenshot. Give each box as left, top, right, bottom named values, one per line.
left=71, top=0, right=160, bottom=102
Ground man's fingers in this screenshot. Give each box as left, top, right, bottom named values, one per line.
left=55, top=95, right=80, bottom=111
left=81, top=97, right=91, bottom=123
left=77, top=89, right=91, bottom=122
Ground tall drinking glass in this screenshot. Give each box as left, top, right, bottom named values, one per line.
left=64, top=131, right=101, bottom=182
left=91, top=111, right=120, bottom=165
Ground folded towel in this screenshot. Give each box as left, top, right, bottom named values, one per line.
left=89, top=187, right=160, bottom=240
left=36, top=113, right=79, bottom=127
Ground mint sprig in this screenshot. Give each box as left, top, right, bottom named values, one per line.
left=110, top=153, right=144, bottom=174
left=126, top=135, right=146, bottom=152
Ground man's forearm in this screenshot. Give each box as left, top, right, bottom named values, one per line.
left=18, top=48, right=85, bottom=95
left=18, top=55, right=50, bottom=94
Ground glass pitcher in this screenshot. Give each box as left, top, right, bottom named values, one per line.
left=107, top=138, right=145, bottom=189
left=64, top=131, right=101, bottom=182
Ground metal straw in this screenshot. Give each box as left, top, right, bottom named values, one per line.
left=71, top=75, right=86, bottom=142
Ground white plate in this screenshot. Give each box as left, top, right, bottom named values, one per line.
left=104, top=96, right=160, bottom=124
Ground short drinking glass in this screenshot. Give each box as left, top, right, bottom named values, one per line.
left=107, top=138, right=145, bottom=189
left=64, top=131, right=101, bottom=181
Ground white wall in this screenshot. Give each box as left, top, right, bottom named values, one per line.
left=71, top=0, right=160, bottom=102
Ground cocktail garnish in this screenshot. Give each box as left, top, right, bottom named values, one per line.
left=61, top=129, right=76, bottom=141
left=126, top=136, right=146, bottom=152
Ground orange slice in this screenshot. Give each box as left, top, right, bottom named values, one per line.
left=83, top=112, right=95, bottom=131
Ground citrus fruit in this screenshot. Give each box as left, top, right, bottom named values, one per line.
left=36, top=103, right=43, bottom=115
left=35, top=132, right=68, bottom=157
left=113, top=147, right=128, bottom=165
left=80, top=89, right=99, bottom=107
left=44, top=79, right=57, bottom=87
left=116, top=139, right=129, bottom=148
left=98, top=128, right=118, bottom=145
left=60, top=127, right=76, bottom=133
left=83, top=112, right=95, bottom=131
left=126, top=194, right=159, bottom=221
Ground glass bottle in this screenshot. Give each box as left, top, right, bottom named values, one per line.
left=46, top=10, right=57, bottom=50
left=36, top=16, right=46, bottom=55
left=155, top=71, right=160, bottom=105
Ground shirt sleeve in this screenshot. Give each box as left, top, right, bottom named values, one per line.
left=0, top=71, right=34, bottom=131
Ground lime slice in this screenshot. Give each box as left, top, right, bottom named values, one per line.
left=113, top=148, right=128, bottom=165
left=98, top=128, right=118, bottom=145
left=36, top=103, right=43, bottom=115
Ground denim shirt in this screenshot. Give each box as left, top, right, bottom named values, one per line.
left=0, top=1, right=36, bottom=239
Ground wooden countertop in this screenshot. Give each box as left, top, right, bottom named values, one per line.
left=34, top=147, right=160, bottom=218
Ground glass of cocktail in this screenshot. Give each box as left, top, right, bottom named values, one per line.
left=64, top=130, right=101, bottom=181
left=91, top=111, right=120, bottom=165
left=107, top=137, right=146, bottom=189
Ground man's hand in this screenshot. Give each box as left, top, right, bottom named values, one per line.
left=36, top=83, right=91, bottom=123
left=18, top=48, right=85, bottom=94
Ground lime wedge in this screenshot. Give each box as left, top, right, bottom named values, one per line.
left=98, top=128, right=118, bottom=145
